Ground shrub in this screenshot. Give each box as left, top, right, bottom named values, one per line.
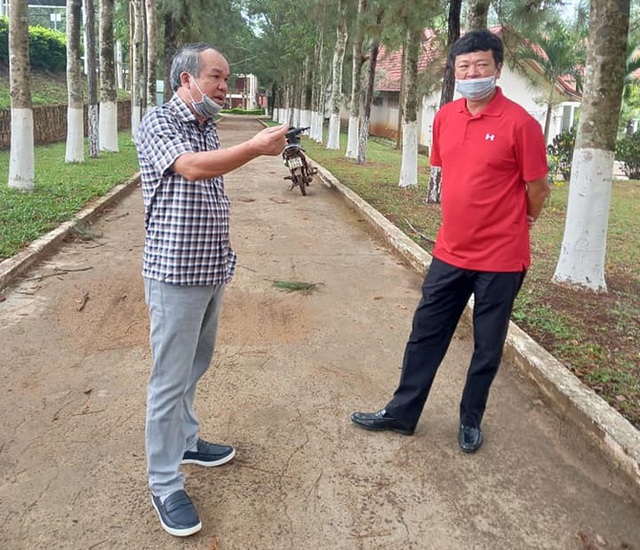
left=547, top=126, right=576, bottom=182
left=0, top=17, right=66, bottom=73
left=615, top=132, right=640, bottom=179
left=221, top=107, right=266, bottom=115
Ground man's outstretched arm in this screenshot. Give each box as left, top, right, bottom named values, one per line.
left=173, top=123, right=289, bottom=181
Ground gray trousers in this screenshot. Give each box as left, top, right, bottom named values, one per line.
left=143, top=277, right=225, bottom=497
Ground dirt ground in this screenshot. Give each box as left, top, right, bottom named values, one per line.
left=1, top=118, right=639, bottom=550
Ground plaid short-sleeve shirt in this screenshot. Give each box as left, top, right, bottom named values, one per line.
left=135, top=95, right=237, bottom=286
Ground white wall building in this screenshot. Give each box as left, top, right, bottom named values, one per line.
left=342, top=28, right=581, bottom=151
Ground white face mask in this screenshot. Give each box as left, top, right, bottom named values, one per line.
left=455, top=75, right=496, bottom=101
left=187, top=76, right=224, bottom=118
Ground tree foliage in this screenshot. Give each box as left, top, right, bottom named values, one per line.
left=159, top=0, right=254, bottom=65
left=516, top=19, right=585, bottom=139
left=244, top=0, right=330, bottom=93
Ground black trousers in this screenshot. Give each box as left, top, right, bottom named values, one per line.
left=385, top=257, right=526, bottom=429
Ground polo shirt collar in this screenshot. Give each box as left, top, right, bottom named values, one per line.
left=458, top=86, right=506, bottom=117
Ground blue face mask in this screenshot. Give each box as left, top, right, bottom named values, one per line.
left=455, top=75, right=496, bottom=101
left=188, top=76, right=224, bottom=118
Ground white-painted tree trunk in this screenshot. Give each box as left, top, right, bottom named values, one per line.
left=552, top=148, right=613, bottom=292
left=66, top=107, right=85, bottom=162
left=552, top=0, right=629, bottom=293
left=99, top=101, right=119, bottom=151
left=131, top=0, right=145, bottom=139
left=66, top=0, right=84, bottom=163
left=326, top=3, right=347, bottom=150
left=327, top=114, right=341, bottom=149
left=8, top=0, right=34, bottom=190
left=346, top=0, right=366, bottom=160
left=116, top=40, right=124, bottom=89
left=345, top=116, right=359, bottom=158
left=131, top=107, right=142, bottom=137
left=310, top=109, right=319, bottom=139
left=398, top=25, right=421, bottom=187
left=315, top=111, right=324, bottom=143
left=399, top=121, right=419, bottom=187
left=293, top=108, right=301, bottom=128
left=301, top=110, right=311, bottom=132
left=99, top=0, right=118, bottom=152
left=273, top=107, right=278, bottom=122
left=8, top=108, right=34, bottom=190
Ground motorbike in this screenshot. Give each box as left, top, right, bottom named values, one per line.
left=281, top=127, right=318, bottom=196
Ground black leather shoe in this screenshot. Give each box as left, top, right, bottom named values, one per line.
left=459, top=424, right=483, bottom=453
left=350, top=408, right=414, bottom=435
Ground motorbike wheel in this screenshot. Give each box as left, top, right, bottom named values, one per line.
left=292, top=167, right=307, bottom=196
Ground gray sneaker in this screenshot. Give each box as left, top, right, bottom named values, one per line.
left=181, top=438, right=236, bottom=467
left=151, top=489, right=202, bottom=537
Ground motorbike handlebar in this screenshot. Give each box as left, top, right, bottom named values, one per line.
left=285, top=127, right=309, bottom=144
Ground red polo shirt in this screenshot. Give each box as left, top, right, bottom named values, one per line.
left=430, top=87, right=548, bottom=271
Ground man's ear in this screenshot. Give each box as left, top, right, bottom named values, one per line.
left=180, top=72, right=191, bottom=87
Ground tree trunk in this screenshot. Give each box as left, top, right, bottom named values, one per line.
left=346, top=0, right=367, bottom=159
left=543, top=87, right=555, bottom=143
left=552, top=0, right=630, bottom=292
left=66, top=0, right=84, bottom=163
left=270, top=83, right=277, bottom=120
left=300, top=56, right=311, bottom=131
left=84, top=0, right=99, bottom=158
left=311, top=28, right=327, bottom=143
left=131, top=0, right=146, bottom=135
left=145, top=0, right=157, bottom=108
left=8, top=0, right=34, bottom=190
left=543, top=103, right=553, bottom=144
left=99, top=0, right=118, bottom=152
left=326, top=0, right=348, bottom=150
left=284, top=85, right=293, bottom=126
left=427, top=0, right=461, bottom=203
left=278, top=88, right=286, bottom=124
left=116, top=40, right=125, bottom=89
left=399, top=26, right=421, bottom=187
left=395, top=37, right=406, bottom=151
left=163, top=12, right=176, bottom=103
left=357, top=16, right=381, bottom=165
left=309, top=31, right=320, bottom=140
left=466, top=0, right=491, bottom=30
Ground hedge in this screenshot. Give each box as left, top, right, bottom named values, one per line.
left=0, top=17, right=66, bottom=73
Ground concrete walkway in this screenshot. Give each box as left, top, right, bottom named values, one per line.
left=0, top=117, right=638, bottom=550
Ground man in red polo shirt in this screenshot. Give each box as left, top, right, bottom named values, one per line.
left=350, top=29, right=550, bottom=452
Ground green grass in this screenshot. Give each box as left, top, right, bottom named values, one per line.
left=0, top=69, right=131, bottom=108
left=301, top=131, right=640, bottom=429
left=0, top=132, right=139, bottom=258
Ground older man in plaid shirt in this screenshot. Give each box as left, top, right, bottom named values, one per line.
left=135, top=43, right=287, bottom=537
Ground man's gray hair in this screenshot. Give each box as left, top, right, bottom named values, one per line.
left=169, top=43, right=219, bottom=92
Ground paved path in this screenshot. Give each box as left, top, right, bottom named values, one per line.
left=0, top=118, right=638, bottom=550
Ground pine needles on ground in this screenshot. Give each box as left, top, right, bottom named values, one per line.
left=272, top=280, right=322, bottom=294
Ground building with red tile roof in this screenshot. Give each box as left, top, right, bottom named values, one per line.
left=356, top=26, right=582, bottom=148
